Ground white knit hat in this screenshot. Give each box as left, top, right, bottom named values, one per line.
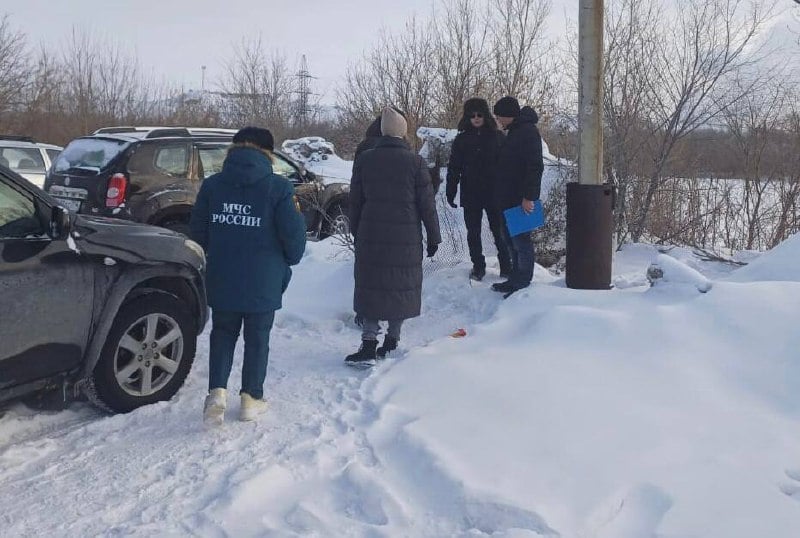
left=381, top=106, right=407, bottom=138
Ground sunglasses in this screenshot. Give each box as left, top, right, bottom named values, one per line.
left=470, top=113, right=484, bottom=119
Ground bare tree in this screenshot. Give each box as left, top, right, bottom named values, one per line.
left=488, top=0, right=560, bottom=110
left=602, top=0, right=662, bottom=243
left=431, top=0, right=491, bottom=125
left=337, top=17, right=437, bottom=144
left=628, top=0, right=774, bottom=242
left=0, top=15, right=31, bottom=125
left=219, top=35, right=296, bottom=137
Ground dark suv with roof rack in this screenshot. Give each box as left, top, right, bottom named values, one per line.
left=43, top=127, right=351, bottom=238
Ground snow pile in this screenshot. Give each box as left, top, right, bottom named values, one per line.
left=281, top=137, right=353, bottom=184
left=366, top=253, right=800, bottom=537
left=728, top=233, right=800, bottom=283
left=647, top=253, right=713, bottom=292
left=2, top=241, right=800, bottom=536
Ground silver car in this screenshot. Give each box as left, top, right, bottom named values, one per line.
left=0, top=136, right=63, bottom=189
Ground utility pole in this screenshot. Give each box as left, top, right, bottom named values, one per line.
left=566, top=0, right=613, bottom=290
left=201, top=66, right=207, bottom=92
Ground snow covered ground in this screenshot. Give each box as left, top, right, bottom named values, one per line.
left=2, top=236, right=800, bottom=537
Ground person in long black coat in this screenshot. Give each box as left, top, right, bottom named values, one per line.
left=446, top=98, right=512, bottom=281
left=345, top=106, right=442, bottom=367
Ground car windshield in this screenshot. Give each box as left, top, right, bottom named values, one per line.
left=0, top=146, right=46, bottom=174
left=53, top=138, right=127, bottom=174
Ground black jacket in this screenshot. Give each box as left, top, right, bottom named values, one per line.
left=495, top=107, right=544, bottom=210
left=349, top=137, right=441, bottom=320
left=446, top=127, right=504, bottom=208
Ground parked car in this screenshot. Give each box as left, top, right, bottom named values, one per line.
left=0, top=135, right=62, bottom=189
left=43, top=127, right=350, bottom=238
left=0, top=163, right=208, bottom=413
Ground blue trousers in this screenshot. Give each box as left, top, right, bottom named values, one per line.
left=209, top=310, right=275, bottom=399
left=510, top=232, right=535, bottom=287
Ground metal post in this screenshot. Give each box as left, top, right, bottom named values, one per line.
left=566, top=0, right=613, bottom=290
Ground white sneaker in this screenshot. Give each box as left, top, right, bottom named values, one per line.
left=203, top=388, right=227, bottom=426
left=240, top=393, right=268, bottom=422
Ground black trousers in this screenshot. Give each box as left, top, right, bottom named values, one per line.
left=463, top=203, right=513, bottom=273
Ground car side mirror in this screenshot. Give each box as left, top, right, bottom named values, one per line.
left=51, top=205, right=72, bottom=240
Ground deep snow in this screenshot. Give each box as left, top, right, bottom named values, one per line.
left=1, top=234, right=800, bottom=536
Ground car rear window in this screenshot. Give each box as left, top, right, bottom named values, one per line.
left=53, top=138, right=127, bottom=174
left=0, top=146, right=46, bottom=174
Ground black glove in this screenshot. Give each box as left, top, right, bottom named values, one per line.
left=427, top=243, right=439, bottom=258
left=446, top=184, right=458, bottom=208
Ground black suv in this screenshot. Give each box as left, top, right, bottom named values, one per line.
left=44, top=127, right=350, bottom=238
left=0, top=164, right=207, bottom=413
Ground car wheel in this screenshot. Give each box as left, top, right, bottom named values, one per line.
left=162, top=219, right=191, bottom=236
left=86, top=293, right=196, bottom=413
left=324, top=204, right=350, bottom=237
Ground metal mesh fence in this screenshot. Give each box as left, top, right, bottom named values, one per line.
left=423, top=190, right=504, bottom=276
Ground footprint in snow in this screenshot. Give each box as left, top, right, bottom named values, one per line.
left=779, top=469, right=800, bottom=500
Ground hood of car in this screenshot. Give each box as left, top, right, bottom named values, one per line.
left=71, top=215, right=204, bottom=270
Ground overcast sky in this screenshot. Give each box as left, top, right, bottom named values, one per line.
left=2, top=0, right=481, bottom=102
left=3, top=0, right=795, bottom=105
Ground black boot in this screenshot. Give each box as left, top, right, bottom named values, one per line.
left=345, top=340, right=378, bottom=368
left=377, top=336, right=398, bottom=359
left=491, top=280, right=516, bottom=293
left=470, top=266, right=486, bottom=281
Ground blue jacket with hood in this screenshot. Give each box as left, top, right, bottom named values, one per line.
left=190, top=145, right=307, bottom=313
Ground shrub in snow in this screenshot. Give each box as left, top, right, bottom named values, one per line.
left=647, top=254, right=713, bottom=293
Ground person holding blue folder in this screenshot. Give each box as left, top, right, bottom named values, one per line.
left=491, top=96, right=545, bottom=296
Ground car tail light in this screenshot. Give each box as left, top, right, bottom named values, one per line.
left=105, top=173, right=128, bottom=208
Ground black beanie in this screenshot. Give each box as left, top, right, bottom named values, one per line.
left=493, top=96, right=521, bottom=118
left=233, top=126, right=274, bottom=151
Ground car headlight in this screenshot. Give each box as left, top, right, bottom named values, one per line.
left=184, top=239, right=205, bottom=262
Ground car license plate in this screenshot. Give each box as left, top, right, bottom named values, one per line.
left=54, top=197, right=81, bottom=212
left=49, top=185, right=87, bottom=213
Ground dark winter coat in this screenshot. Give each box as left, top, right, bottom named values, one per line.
left=446, top=127, right=505, bottom=208
left=349, top=137, right=442, bottom=320
left=190, top=146, right=307, bottom=313
left=495, top=106, right=544, bottom=210
left=354, top=117, right=382, bottom=161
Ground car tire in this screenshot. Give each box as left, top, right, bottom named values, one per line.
left=323, top=204, right=350, bottom=238
left=86, top=293, right=196, bottom=413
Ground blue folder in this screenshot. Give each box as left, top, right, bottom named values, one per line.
left=504, top=201, right=545, bottom=236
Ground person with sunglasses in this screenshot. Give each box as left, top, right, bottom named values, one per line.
left=446, top=98, right=512, bottom=281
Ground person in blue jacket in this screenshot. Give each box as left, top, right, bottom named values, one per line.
left=190, top=127, right=306, bottom=425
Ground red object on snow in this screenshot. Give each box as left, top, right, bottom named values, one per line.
left=451, top=328, right=467, bottom=338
